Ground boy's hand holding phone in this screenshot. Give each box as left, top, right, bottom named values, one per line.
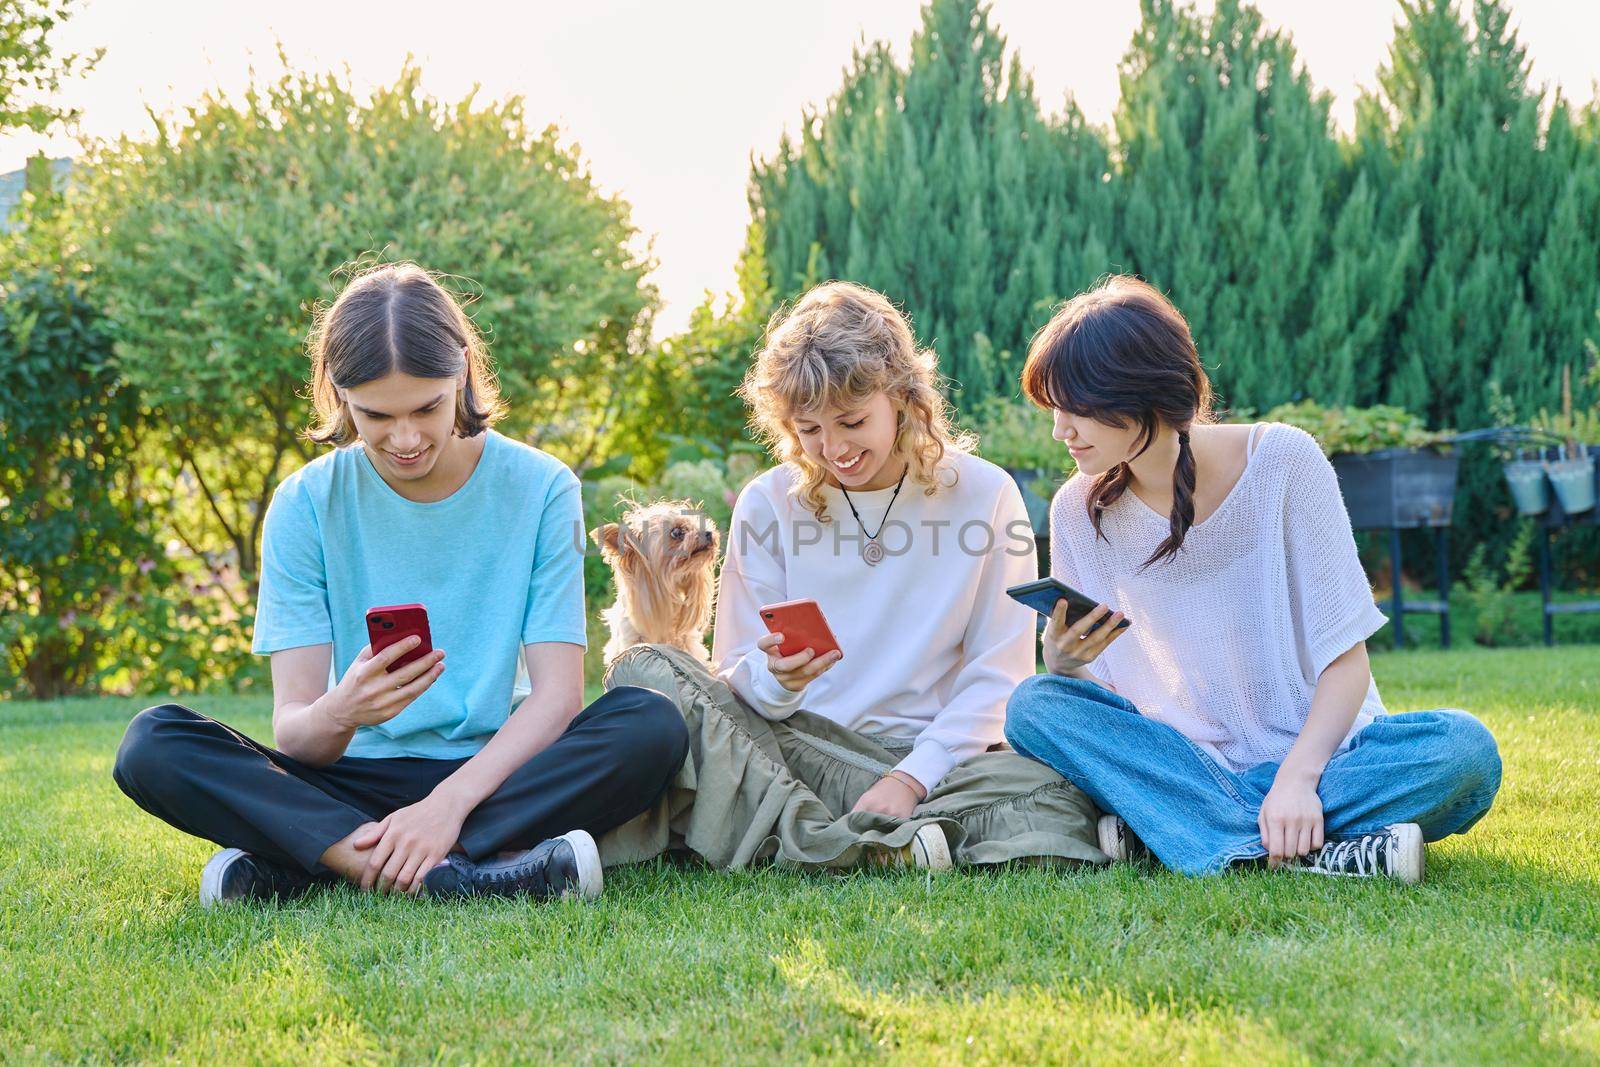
left=1042, top=599, right=1127, bottom=678
left=326, top=637, right=447, bottom=729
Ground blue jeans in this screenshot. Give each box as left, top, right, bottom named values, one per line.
left=1003, top=675, right=1502, bottom=875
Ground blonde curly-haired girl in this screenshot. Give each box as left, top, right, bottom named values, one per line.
left=600, top=281, right=1103, bottom=871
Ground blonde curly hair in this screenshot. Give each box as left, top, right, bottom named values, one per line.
left=738, top=280, right=975, bottom=523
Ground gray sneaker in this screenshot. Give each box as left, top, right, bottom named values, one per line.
left=1096, top=815, right=1151, bottom=863
left=421, top=830, right=603, bottom=900
left=199, top=848, right=327, bottom=907
left=1291, top=823, right=1424, bottom=885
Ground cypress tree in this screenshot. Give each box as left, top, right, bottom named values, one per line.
left=1354, top=0, right=1600, bottom=572
left=1527, top=99, right=1600, bottom=417
left=747, top=0, right=1116, bottom=410
left=1364, top=0, right=1553, bottom=428
left=1113, top=0, right=1345, bottom=413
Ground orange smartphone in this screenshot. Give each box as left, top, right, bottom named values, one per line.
left=365, top=603, right=433, bottom=673
left=760, top=598, right=842, bottom=660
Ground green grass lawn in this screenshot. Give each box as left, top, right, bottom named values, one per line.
left=2, top=648, right=1597, bottom=1064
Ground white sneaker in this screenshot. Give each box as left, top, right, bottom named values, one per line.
left=1292, top=823, right=1424, bottom=885
left=870, top=823, right=953, bottom=871
left=1096, top=815, right=1150, bottom=863
left=908, top=823, right=953, bottom=870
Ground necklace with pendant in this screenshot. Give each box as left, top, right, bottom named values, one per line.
left=840, top=466, right=908, bottom=566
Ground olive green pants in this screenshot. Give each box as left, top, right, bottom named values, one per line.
left=596, top=643, right=1107, bottom=870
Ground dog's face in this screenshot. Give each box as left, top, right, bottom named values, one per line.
left=590, top=500, right=720, bottom=643
left=592, top=500, right=719, bottom=582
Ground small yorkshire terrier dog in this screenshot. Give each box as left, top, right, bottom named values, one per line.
left=591, top=499, right=721, bottom=667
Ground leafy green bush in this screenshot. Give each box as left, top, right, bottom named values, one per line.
left=71, top=60, right=655, bottom=603
left=1263, top=400, right=1451, bottom=457
left=966, top=397, right=1074, bottom=474
left=1459, top=521, right=1536, bottom=647
left=0, top=161, right=252, bottom=698
left=617, top=233, right=773, bottom=480
left=0, top=265, right=144, bottom=698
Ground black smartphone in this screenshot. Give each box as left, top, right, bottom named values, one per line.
left=1006, top=577, right=1131, bottom=633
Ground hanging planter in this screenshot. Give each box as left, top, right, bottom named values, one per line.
left=1502, top=455, right=1550, bottom=516
left=1545, top=444, right=1596, bottom=516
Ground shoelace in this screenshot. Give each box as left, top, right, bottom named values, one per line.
left=1311, top=832, right=1388, bottom=877
left=1112, top=819, right=1147, bottom=859
left=252, top=856, right=314, bottom=893
left=480, top=851, right=552, bottom=893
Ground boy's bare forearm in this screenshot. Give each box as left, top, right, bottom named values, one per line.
left=273, top=695, right=356, bottom=768
left=428, top=689, right=582, bottom=814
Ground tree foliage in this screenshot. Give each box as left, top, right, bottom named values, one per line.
left=73, top=61, right=657, bottom=597
left=0, top=0, right=98, bottom=134
left=749, top=0, right=1117, bottom=407
left=0, top=160, right=177, bottom=698
left=1114, top=0, right=1388, bottom=411
left=616, top=225, right=774, bottom=478
left=694, top=0, right=1600, bottom=572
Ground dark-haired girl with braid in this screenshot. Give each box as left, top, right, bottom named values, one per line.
left=1002, top=276, right=1501, bottom=883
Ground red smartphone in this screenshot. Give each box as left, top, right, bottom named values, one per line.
left=365, top=603, right=433, bottom=673
left=759, top=598, right=842, bottom=660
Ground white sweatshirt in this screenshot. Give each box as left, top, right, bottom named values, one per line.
left=711, top=449, right=1040, bottom=793
left=1050, top=422, right=1389, bottom=772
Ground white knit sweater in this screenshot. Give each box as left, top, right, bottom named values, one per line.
left=711, top=450, right=1039, bottom=793
left=1050, top=423, right=1389, bottom=772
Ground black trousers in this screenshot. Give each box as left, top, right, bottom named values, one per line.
left=112, top=685, right=687, bottom=874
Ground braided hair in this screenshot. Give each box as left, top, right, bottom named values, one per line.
left=1020, top=276, right=1212, bottom=568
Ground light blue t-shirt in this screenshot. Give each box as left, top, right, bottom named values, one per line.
left=251, top=430, right=588, bottom=759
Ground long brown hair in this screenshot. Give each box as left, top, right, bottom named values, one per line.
left=305, top=262, right=505, bottom=446
left=1020, top=275, right=1213, bottom=567
left=738, top=280, right=975, bottom=522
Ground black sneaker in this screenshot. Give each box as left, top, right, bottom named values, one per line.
left=422, top=829, right=603, bottom=901
left=1096, top=815, right=1152, bottom=863
left=199, top=848, right=326, bottom=906
left=1291, top=823, right=1424, bottom=885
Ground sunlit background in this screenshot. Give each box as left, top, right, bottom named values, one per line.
left=7, top=0, right=1598, bottom=334
left=5, top=0, right=1600, bottom=702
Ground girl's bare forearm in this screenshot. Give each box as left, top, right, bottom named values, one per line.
left=1278, top=643, right=1370, bottom=783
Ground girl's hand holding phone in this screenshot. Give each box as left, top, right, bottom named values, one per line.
left=1042, top=600, right=1127, bottom=677
left=326, top=637, right=446, bottom=729
left=756, top=631, right=842, bottom=693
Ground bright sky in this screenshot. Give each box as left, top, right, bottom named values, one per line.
left=4, top=0, right=1598, bottom=335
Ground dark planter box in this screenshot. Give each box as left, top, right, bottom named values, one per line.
left=1331, top=448, right=1459, bottom=530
